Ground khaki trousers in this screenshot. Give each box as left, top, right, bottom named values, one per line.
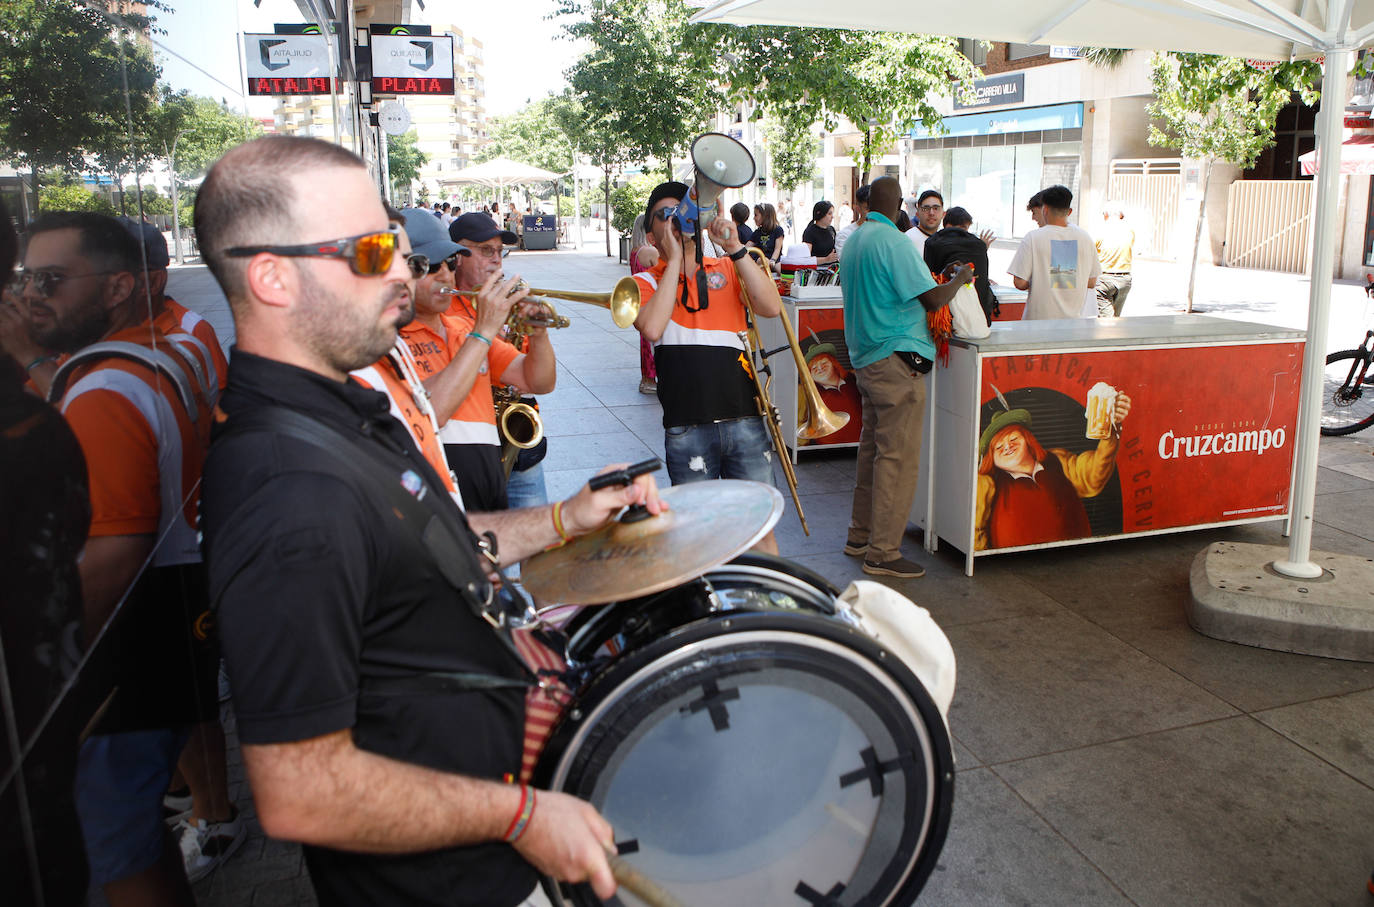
left=850, top=353, right=926, bottom=562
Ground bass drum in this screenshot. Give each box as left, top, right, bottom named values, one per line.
left=536, top=554, right=955, bottom=907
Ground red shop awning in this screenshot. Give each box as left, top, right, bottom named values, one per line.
left=1299, top=134, right=1374, bottom=176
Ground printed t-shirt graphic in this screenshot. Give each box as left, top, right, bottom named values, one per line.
left=631, top=256, right=756, bottom=428
left=1008, top=224, right=1102, bottom=320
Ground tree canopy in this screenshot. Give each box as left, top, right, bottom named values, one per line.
left=386, top=129, right=429, bottom=202
left=478, top=96, right=578, bottom=173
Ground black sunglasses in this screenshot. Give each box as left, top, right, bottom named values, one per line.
left=427, top=254, right=458, bottom=275
left=405, top=254, right=429, bottom=279
left=651, top=205, right=681, bottom=223
left=10, top=268, right=123, bottom=299
left=224, top=227, right=399, bottom=276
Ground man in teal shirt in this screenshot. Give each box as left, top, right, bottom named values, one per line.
left=839, top=177, right=971, bottom=578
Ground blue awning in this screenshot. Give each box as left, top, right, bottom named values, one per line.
left=908, top=102, right=1084, bottom=140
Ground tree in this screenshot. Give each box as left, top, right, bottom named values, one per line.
left=1147, top=53, right=1320, bottom=311
left=559, top=0, right=721, bottom=183
left=386, top=130, right=429, bottom=202
left=0, top=0, right=161, bottom=220
left=479, top=98, right=576, bottom=173
left=143, top=88, right=261, bottom=261
left=38, top=182, right=115, bottom=215
left=710, top=26, right=982, bottom=183
left=762, top=116, right=820, bottom=194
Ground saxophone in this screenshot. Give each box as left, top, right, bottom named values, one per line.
left=493, top=383, right=542, bottom=478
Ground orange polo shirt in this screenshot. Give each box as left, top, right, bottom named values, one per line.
left=350, top=349, right=459, bottom=498
left=400, top=313, right=519, bottom=447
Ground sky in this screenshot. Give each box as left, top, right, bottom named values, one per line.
left=154, top=0, right=586, bottom=118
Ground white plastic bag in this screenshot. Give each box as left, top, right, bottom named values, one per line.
left=950, top=283, right=990, bottom=339
left=838, top=580, right=957, bottom=724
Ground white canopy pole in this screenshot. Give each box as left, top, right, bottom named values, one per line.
left=1274, top=45, right=1351, bottom=578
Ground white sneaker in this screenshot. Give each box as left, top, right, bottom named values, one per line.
left=176, top=806, right=247, bottom=882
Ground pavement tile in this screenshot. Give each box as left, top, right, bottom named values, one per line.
left=574, top=366, right=646, bottom=389
left=944, top=611, right=1238, bottom=764
left=1254, top=688, right=1374, bottom=786
left=539, top=405, right=627, bottom=438
left=949, top=734, right=984, bottom=770
left=1305, top=487, right=1374, bottom=541
left=537, top=429, right=656, bottom=472
left=536, top=383, right=602, bottom=412
left=588, top=383, right=668, bottom=408
left=995, top=716, right=1374, bottom=906
left=919, top=767, right=1129, bottom=906
left=1315, top=463, right=1374, bottom=495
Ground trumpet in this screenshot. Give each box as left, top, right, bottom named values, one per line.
left=440, top=279, right=640, bottom=329
left=736, top=247, right=850, bottom=536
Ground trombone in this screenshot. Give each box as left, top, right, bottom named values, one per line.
left=736, top=248, right=850, bottom=535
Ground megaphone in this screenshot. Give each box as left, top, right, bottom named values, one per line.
left=675, top=132, right=756, bottom=236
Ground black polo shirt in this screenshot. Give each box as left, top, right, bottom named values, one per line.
left=201, top=350, right=536, bottom=907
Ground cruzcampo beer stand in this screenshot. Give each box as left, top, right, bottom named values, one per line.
left=910, top=315, right=1306, bottom=576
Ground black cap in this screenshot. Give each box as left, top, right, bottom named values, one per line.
left=449, top=212, right=516, bottom=245
left=644, top=181, right=690, bottom=227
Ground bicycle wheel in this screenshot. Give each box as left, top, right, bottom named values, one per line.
left=1320, top=349, right=1374, bottom=436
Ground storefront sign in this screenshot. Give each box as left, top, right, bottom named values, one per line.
left=909, top=102, right=1083, bottom=140
left=795, top=307, right=862, bottom=447
left=972, top=342, right=1302, bottom=552
left=1050, top=46, right=1087, bottom=59
left=953, top=73, right=1025, bottom=111
left=244, top=34, right=332, bottom=94
left=371, top=34, right=455, bottom=95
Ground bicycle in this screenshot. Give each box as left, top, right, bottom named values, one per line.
left=1320, top=329, right=1374, bottom=435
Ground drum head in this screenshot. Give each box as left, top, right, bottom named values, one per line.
left=537, top=612, right=955, bottom=907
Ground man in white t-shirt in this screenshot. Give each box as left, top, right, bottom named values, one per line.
left=906, top=189, right=944, bottom=256
left=835, top=184, right=870, bottom=257
left=1007, top=184, right=1100, bottom=320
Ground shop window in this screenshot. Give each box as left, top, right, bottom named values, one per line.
left=1007, top=43, right=1050, bottom=60
left=959, top=38, right=987, bottom=66
left=1249, top=94, right=1318, bottom=180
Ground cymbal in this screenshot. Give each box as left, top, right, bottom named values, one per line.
left=521, top=480, right=784, bottom=606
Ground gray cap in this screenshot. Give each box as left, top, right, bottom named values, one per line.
left=116, top=216, right=169, bottom=270
left=400, top=207, right=469, bottom=263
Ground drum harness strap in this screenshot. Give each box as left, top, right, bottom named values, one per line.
left=214, top=405, right=574, bottom=700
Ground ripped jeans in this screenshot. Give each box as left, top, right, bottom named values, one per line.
left=664, top=416, right=776, bottom=486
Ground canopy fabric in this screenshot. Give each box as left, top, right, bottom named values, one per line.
left=690, top=0, right=1374, bottom=59
left=438, top=157, right=564, bottom=189
left=1299, top=134, right=1374, bottom=174
left=688, top=0, right=1374, bottom=575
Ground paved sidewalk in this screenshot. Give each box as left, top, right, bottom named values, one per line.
left=165, top=247, right=1374, bottom=906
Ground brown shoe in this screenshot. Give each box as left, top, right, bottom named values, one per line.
left=862, top=556, right=925, bottom=578
left=843, top=538, right=868, bottom=557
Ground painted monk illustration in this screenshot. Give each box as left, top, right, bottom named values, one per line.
left=974, top=393, right=1132, bottom=551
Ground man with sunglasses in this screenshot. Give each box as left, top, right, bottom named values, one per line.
left=449, top=211, right=557, bottom=510
left=633, top=181, right=785, bottom=554
left=16, top=211, right=218, bottom=906
left=195, top=136, right=658, bottom=907
left=398, top=208, right=553, bottom=512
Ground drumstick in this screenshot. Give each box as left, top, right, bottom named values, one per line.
left=605, top=850, right=686, bottom=907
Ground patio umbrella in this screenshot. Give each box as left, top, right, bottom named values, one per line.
left=438, top=157, right=564, bottom=193
left=693, top=0, right=1374, bottom=583
left=1299, top=133, right=1374, bottom=174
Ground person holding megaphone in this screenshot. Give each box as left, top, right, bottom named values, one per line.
left=632, top=153, right=785, bottom=554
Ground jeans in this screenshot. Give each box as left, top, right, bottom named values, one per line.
left=74, top=727, right=190, bottom=884
left=506, top=460, right=549, bottom=509
left=850, top=354, right=926, bottom=563
left=664, top=417, right=775, bottom=486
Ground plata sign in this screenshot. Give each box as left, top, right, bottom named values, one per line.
left=243, top=33, right=332, bottom=94
left=371, top=33, right=455, bottom=94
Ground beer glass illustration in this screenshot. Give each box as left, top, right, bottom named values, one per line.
left=1085, top=382, right=1118, bottom=439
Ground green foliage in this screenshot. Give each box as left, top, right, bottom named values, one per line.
left=1147, top=53, right=1321, bottom=168
left=479, top=97, right=577, bottom=173
left=558, top=0, right=721, bottom=181
left=1082, top=47, right=1128, bottom=69
left=417, top=183, right=432, bottom=205
left=146, top=90, right=262, bottom=179
left=558, top=194, right=591, bottom=218
left=709, top=26, right=982, bottom=180
left=386, top=130, right=429, bottom=198
left=0, top=0, right=161, bottom=193
left=609, top=174, right=656, bottom=237
left=38, top=183, right=115, bottom=215
left=762, top=117, right=820, bottom=193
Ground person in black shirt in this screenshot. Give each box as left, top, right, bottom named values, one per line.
left=730, top=201, right=754, bottom=247
left=802, top=200, right=839, bottom=264
left=923, top=206, right=998, bottom=324
left=748, top=202, right=786, bottom=269
left=194, top=136, right=661, bottom=907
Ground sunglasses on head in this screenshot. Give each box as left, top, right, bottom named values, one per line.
left=10, top=268, right=122, bottom=299
left=224, top=227, right=399, bottom=276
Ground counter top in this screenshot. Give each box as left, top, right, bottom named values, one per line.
left=952, top=314, right=1305, bottom=352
